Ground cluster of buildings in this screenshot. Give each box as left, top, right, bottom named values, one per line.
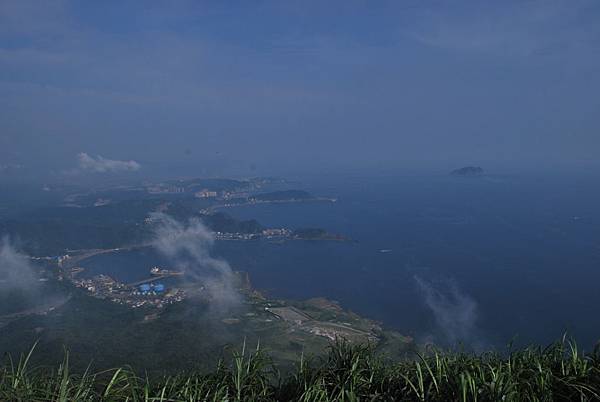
left=133, top=282, right=165, bottom=295
left=146, top=185, right=186, bottom=194
left=145, top=177, right=254, bottom=201
left=210, top=228, right=293, bottom=241
left=194, top=189, right=252, bottom=200
left=213, top=232, right=259, bottom=241
left=194, top=189, right=218, bottom=198
left=261, top=228, right=292, bottom=238
left=128, top=284, right=185, bottom=309
left=146, top=182, right=247, bottom=200
left=72, top=274, right=125, bottom=295
left=67, top=269, right=185, bottom=309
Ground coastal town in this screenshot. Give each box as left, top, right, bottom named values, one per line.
left=30, top=220, right=342, bottom=312
left=66, top=266, right=186, bottom=309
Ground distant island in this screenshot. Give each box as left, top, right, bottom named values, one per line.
left=450, top=166, right=484, bottom=176
left=209, top=189, right=336, bottom=213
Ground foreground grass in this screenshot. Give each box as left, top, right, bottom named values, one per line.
left=1, top=338, right=599, bottom=401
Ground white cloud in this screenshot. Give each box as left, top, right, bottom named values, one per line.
left=415, top=275, right=486, bottom=350
left=77, top=152, right=141, bottom=173
left=0, top=238, right=37, bottom=292
left=150, top=213, right=239, bottom=309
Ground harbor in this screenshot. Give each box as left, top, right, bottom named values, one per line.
left=66, top=265, right=186, bottom=309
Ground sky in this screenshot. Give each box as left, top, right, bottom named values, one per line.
left=1, top=0, right=599, bottom=180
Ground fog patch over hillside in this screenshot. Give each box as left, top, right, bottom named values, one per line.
left=414, top=275, right=487, bottom=350
left=0, top=237, right=38, bottom=293
left=150, top=213, right=239, bottom=310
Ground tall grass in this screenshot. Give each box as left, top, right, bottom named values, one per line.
left=1, top=337, right=599, bottom=401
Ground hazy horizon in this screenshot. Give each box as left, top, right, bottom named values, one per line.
left=1, top=0, right=600, bottom=182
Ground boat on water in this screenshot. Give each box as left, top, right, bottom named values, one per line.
left=150, top=266, right=183, bottom=276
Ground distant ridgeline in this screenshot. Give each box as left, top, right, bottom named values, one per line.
left=200, top=213, right=263, bottom=234
left=0, top=177, right=324, bottom=255
left=450, top=166, right=484, bottom=176
left=163, top=178, right=250, bottom=193
left=0, top=203, right=262, bottom=255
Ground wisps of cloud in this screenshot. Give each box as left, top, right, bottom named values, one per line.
left=0, top=238, right=70, bottom=318
left=414, top=275, right=486, bottom=350
left=150, top=213, right=239, bottom=309
left=77, top=152, right=141, bottom=173
left=0, top=237, right=37, bottom=293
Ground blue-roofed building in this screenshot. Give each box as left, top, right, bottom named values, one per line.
left=139, top=284, right=151, bottom=293
left=154, top=283, right=165, bottom=293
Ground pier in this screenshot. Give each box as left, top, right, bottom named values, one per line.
left=127, top=272, right=182, bottom=288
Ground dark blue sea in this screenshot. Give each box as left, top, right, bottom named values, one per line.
left=85, top=173, right=600, bottom=350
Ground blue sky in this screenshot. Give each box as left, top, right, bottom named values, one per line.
left=1, top=1, right=599, bottom=179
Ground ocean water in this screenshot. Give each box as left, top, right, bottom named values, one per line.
left=81, top=247, right=173, bottom=284
left=220, top=173, right=600, bottom=350
left=85, top=173, right=600, bottom=350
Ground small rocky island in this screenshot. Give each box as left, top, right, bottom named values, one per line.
left=450, top=166, right=484, bottom=176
